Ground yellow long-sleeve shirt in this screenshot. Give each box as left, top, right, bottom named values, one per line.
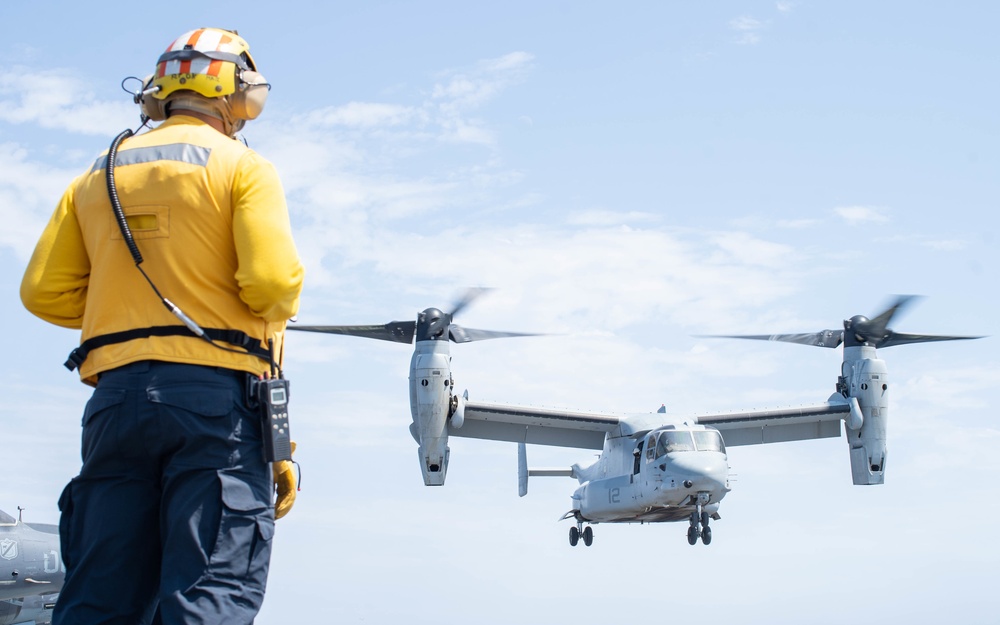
left=21, top=116, right=305, bottom=385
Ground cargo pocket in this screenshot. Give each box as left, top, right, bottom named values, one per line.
left=209, top=471, right=273, bottom=581
left=57, top=480, right=77, bottom=571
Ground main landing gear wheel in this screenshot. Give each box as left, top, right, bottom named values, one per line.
left=701, top=526, right=712, bottom=545
left=569, top=523, right=594, bottom=547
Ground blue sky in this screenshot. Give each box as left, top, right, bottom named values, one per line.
left=2, top=2, right=998, bottom=623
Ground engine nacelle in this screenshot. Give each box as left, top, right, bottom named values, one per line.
left=417, top=445, right=450, bottom=486
left=841, top=346, right=888, bottom=485
left=410, top=342, right=453, bottom=486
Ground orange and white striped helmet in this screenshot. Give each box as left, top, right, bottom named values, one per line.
left=152, top=28, right=258, bottom=101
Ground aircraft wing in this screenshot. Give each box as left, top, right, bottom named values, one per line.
left=692, top=398, right=850, bottom=446
left=450, top=400, right=622, bottom=450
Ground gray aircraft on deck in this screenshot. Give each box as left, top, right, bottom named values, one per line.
left=0, top=509, right=62, bottom=625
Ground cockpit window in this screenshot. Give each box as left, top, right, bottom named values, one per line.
left=654, top=431, right=695, bottom=455
left=645, top=435, right=657, bottom=460
left=693, top=430, right=725, bottom=453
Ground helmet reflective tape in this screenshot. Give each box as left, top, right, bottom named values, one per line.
left=152, top=28, right=255, bottom=100
left=164, top=27, right=247, bottom=57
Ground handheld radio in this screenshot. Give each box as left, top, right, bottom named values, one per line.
left=256, top=377, right=292, bottom=461
left=252, top=340, right=293, bottom=462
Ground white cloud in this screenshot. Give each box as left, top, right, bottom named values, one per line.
left=299, top=102, right=419, bottom=129
left=271, top=51, right=534, bottom=156
left=0, top=67, right=134, bottom=135
left=730, top=16, right=768, bottom=45
left=776, top=1, right=795, bottom=13
left=429, top=52, right=535, bottom=143
left=432, top=52, right=535, bottom=112
left=566, top=209, right=661, bottom=227
left=709, top=231, right=798, bottom=269
left=731, top=16, right=765, bottom=31
left=482, top=51, right=535, bottom=74
left=438, top=117, right=495, bottom=146
left=899, top=365, right=1000, bottom=412
left=0, top=143, right=84, bottom=260
left=289, top=221, right=809, bottom=341
left=921, top=238, right=967, bottom=252
left=834, top=205, right=890, bottom=224
left=777, top=218, right=821, bottom=229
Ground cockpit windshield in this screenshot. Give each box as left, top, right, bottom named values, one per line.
left=693, top=429, right=726, bottom=453
left=655, top=431, right=695, bottom=455
left=651, top=429, right=726, bottom=456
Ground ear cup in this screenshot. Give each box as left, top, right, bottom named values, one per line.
left=141, top=94, right=169, bottom=122
left=229, top=70, right=269, bottom=120
left=137, top=75, right=168, bottom=122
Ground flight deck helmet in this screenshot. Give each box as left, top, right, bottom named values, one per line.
left=138, top=28, right=270, bottom=133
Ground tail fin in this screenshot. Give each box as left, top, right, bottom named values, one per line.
left=517, top=443, right=575, bottom=497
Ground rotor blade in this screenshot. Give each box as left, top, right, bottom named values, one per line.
left=877, top=332, right=985, bottom=349
left=864, top=295, right=921, bottom=337
left=290, top=321, right=416, bottom=344
left=449, top=287, right=492, bottom=319
left=449, top=325, right=543, bottom=344
left=697, top=331, right=844, bottom=348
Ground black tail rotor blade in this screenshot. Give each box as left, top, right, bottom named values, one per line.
left=290, top=321, right=416, bottom=344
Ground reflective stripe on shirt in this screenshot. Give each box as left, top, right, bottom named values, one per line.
left=91, top=143, right=212, bottom=173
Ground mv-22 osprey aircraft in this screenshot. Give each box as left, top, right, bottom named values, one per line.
left=292, top=292, right=981, bottom=547
left=0, top=508, right=62, bottom=625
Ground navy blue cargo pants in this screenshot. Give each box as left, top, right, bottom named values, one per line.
left=53, top=360, right=274, bottom=625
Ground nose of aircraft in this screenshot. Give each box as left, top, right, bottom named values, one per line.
left=666, top=452, right=730, bottom=496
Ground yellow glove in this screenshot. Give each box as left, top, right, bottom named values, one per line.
left=273, top=441, right=298, bottom=520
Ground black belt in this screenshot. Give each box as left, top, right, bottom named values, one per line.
left=65, top=325, right=271, bottom=371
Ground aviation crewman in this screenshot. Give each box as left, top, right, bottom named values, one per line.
left=20, top=27, right=304, bottom=624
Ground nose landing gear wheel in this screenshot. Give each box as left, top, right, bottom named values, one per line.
left=569, top=526, right=580, bottom=546
left=688, top=506, right=714, bottom=545
left=582, top=526, right=594, bottom=547
left=687, top=525, right=699, bottom=545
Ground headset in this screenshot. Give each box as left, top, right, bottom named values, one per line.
left=135, top=65, right=270, bottom=123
